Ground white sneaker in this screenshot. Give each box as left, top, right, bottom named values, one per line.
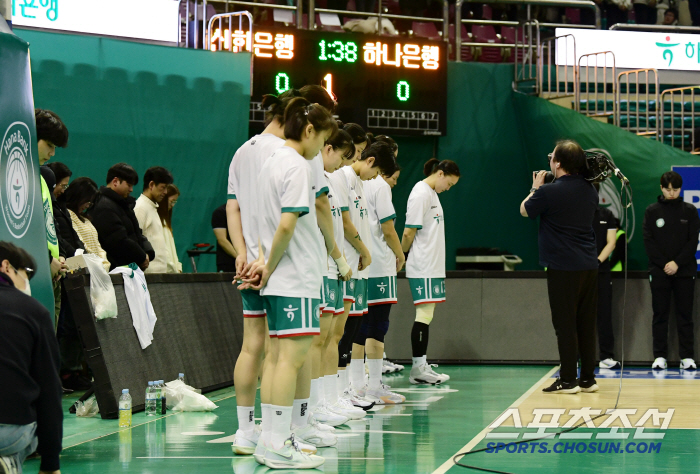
left=410, top=363, right=448, bottom=385
left=0, top=456, right=18, bottom=474
left=312, top=403, right=348, bottom=427
left=599, top=358, right=621, bottom=369
left=295, top=437, right=317, bottom=455
left=342, top=387, right=374, bottom=410
left=427, top=364, right=450, bottom=382
left=332, top=397, right=366, bottom=420
left=680, top=358, right=697, bottom=370
left=308, top=413, right=335, bottom=432
left=365, top=385, right=405, bottom=405
left=652, top=357, right=668, bottom=370
left=382, top=361, right=392, bottom=374
left=253, top=440, right=266, bottom=465
left=232, top=427, right=261, bottom=455
left=292, top=422, right=337, bottom=448
left=391, top=361, right=405, bottom=371
left=263, top=436, right=325, bottom=469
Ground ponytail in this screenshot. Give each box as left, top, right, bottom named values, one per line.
left=283, top=97, right=338, bottom=141
left=343, top=123, right=368, bottom=145
left=261, top=88, right=302, bottom=126
left=423, top=158, right=460, bottom=178
left=361, top=141, right=397, bottom=176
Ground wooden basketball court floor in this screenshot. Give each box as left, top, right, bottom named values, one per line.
left=27, top=365, right=700, bottom=474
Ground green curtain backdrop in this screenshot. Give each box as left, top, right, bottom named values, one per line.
left=19, top=29, right=251, bottom=273
left=0, top=28, right=54, bottom=314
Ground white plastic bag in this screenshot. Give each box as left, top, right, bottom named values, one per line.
left=75, top=395, right=100, bottom=417
left=164, top=380, right=218, bottom=412
left=83, top=253, right=118, bottom=319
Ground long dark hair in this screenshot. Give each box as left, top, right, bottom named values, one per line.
left=63, top=177, right=98, bottom=222
left=157, top=184, right=180, bottom=230
left=361, top=141, right=398, bottom=176
left=423, top=158, right=460, bottom=177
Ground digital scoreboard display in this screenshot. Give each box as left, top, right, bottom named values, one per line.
left=211, top=27, right=448, bottom=137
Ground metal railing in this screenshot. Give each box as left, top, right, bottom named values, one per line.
left=615, top=68, right=660, bottom=137
left=576, top=51, right=615, bottom=117
left=660, top=86, right=700, bottom=153
left=538, top=34, right=576, bottom=99
left=207, top=11, right=253, bottom=52
left=611, top=24, right=700, bottom=33
left=513, top=21, right=540, bottom=94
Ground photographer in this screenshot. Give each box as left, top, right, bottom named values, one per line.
left=520, top=140, right=599, bottom=394
left=643, top=171, right=700, bottom=371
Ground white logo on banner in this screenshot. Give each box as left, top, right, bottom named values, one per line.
left=1, top=122, right=36, bottom=238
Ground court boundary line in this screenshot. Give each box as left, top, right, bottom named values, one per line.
left=431, top=365, right=559, bottom=474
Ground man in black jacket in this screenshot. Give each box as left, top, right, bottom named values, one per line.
left=89, top=163, right=155, bottom=271
left=0, top=242, right=62, bottom=474
left=644, top=171, right=700, bottom=371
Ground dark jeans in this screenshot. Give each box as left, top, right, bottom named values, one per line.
left=57, top=285, right=84, bottom=373
left=597, top=271, right=615, bottom=360
left=650, top=273, right=695, bottom=360
left=547, top=268, right=598, bottom=383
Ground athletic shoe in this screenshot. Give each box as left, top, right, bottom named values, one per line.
left=542, top=378, right=580, bottom=394
left=385, top=359, right=404, bottom=372
left=253, top=441, right=266, bottom=465
left=231, top=456, right=259, bottom=474
left=292, top=422, right=337, bottom=448
left=365, top=385, right=405, bottom=405
left=579, top=379, right=599, bottom=393
left=232, top=427, right=261, bottom=455
left=331, top=397, right=366, bottom=420
left=599, top=358, right=621, bottom=369
left=342, top=387, right=375, bottom=411
left=427, top=364, right=450, bottom=382
left=295, top=438, right=318, bottom=455
left=391, top=361, right=404, bottom=371
left=0, top=456, right=18, bottom=474
left=652, top=369, right=668, bottom=380
left=308, top=413, right=335, bottom=432
left=381, top=361, right=392, bottom=374
left=680, top=358, right=697, bottom=370
left=312, top=403, right=348, bottom=427
left=263, top=435, right=325, bottom=469
left=652, top=357, right=668, bottom=370
left=409, top=363, right=448, bottom=385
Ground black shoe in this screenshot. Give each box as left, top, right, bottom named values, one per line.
left=543, top=378, right=580, bottom=394
left=62, top=386, right=75, bottom=394
left=61, top=373, right=92, bottom=391
left=579, top=379, right=599, bottom=393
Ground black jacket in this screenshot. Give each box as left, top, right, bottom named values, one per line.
left=643, top=196, right=700, bottom=278
left=0, top=274, right=62, bottom=471
left=88, top=187, right=155, bottom=269
left=52, top=197, right=85, bottom=259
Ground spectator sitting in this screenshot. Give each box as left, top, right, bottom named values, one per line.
left=64, top=178, right=110, bottom=272
left=211, top=203, right=237, bottom=272
left=0, top=241, right=62, bottom=474
left=661, top=7, right=678, bottom=23
left=134, top=167, right=174, bottom=274
left=89, top=163, right=154, bottom=271
left=46, top=162, right=85, bottom=260
left=156, top=184, right=182, bottom=273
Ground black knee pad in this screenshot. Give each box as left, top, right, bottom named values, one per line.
left=365, top=304, right=391, bottom=343
left=338, top=317, right=362, bottom=366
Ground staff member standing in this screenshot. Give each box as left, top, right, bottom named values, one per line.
left=521, top=140, right=599, bottom=394
left=643, top=171, right=700, bottom=371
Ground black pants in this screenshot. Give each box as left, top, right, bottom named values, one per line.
left=597, top=271, right=615, bottom=360
left=547, top=269, right=598, bottom=383
left=650, top=273, right=695, bottom=360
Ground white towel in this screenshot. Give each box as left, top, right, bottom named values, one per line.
left=110, top=265, right=158, bottom=349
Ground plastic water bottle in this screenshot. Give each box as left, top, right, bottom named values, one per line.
left=160, top=380, right=167, bottom=415
left=178, top=373, right=185, bottom=383
left=119, top=389, right=132, bottom=427
left=154, top=381, right=162, bottom=415
left=145, top=381, right=157, bottom=416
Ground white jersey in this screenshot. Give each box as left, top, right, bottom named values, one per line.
left=329, top=166, right=371, bottom=278
left=312, top=152, right=329, bottom=198
left=364, top=177, right=397, bottom=278
left=405, top=181, right=445, bottom=279
left=227, top=133, right=285, bottom=262
left=325, top=172, right=345, bottom=278
left=110, top=266, right=157, bottom=349
left=257, top=146, right=325, bottom=298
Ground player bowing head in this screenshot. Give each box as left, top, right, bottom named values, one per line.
left=283, top=98, right=338, bottom=159
left=322, top=125, right=355, bottom=173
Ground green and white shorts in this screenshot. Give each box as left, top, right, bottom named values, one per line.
left=343, top=278, right=357, bottom=303
left=367, top=276, right=398, bottom=306
left=349, top=278, right=368, bottom=316
left=322, top=277, right=343, bottom=315
left=408, top=277, right=446, bottom=305
left=241, top=289, right=266, bottom=317
left=263, top=295, right=321, bottom=338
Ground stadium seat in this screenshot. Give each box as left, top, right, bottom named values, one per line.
left=471, top=25, right=502, bottom=63
left=412, top=21, right=441, bottom=40
left=317, top=13, right=344, bottom=32
left=448, top=23, right=473, bottom=62
left=565, top=8, right=581, bottom=24
left=482, top=4, right=492, bottom=20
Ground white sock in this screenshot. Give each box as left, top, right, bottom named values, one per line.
left=237, top=405, right=255, bottom=433
left=261, top=403, right=271, bottom=446
left=270, top=405, right=293, bottom=449
left=350, top=359, right=364, bottom=389
left=368, top=358, right=383, bottom=390
left=324, top=375, right=337, bottom=404
left=337, top=369, right=348, bottom=398
left=383, top=352, right=387, bottom=360
left=292, top=398, right=309, bottom=428
left=421, top=355, right=427, bottom=365
left=412, top=356, right=424, bottom=367
left=309, top=378, right=321, bottom=410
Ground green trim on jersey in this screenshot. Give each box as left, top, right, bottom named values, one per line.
left=227, top=194, right=236, bottom=200
left=405, top=224, right=422, bottom=229
left=409, top=277, right=446, bottom=305
left=340, top=206, right=349, bottom=212
left=315, top=186, right=329, bottom=198
left=281, top=206, right=309, bottom=217
left=263, top=295, right=321, bottom=337
left=380, top=213, right=397, bottom=224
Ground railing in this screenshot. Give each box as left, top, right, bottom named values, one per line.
left=513, top=21, right=540, bottom=94
left=610, top=24, right=700, bottom=33
left=660, top=86, right=700, bottom=153
left=576, top=51, right=615, bottom=117
left=615, top=69, right=660, bottom=137
left=538, top=34, right=576, bottom=99
left=207, top=11, right=253, bottom=52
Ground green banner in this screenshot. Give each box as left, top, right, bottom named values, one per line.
left=0, top=28, right=54, bottom=314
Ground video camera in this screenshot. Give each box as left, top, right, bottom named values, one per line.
left=534, top=150, right=628, bottom=185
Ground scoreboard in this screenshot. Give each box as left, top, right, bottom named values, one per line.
left=211, top=27, right=448, bottom=137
